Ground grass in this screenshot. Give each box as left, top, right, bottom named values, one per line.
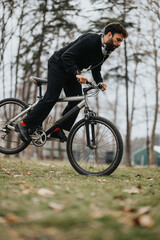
left=0, top=157, right=160, bottom=240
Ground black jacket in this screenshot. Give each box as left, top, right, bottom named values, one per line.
left=53, top=33, right=111, bottom=84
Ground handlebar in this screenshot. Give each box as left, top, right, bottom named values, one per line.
left=87, top=80, right=104, bottom=90
left=76, top=79, right=105, bottom=95
left=77, top=79, right=104, bottom=91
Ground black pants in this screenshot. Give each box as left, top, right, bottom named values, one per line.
left=23, top=57, right=82, bottom=132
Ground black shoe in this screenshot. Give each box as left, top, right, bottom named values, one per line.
left=15, top=122, right=30, bottom=143
left=50, top=129, right=67, bottom=142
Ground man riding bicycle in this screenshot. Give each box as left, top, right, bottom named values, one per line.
left=16, top=22, right=128, bottom=143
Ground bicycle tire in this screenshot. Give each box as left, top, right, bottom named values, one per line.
left=0, top=98, right=29, bottom=154
left=67, top=116, right=123, bottom=176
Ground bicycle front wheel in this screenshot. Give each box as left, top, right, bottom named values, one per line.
left=0, top=98, right=29, bottom=154
left=67, top=116, right=123, bottom=176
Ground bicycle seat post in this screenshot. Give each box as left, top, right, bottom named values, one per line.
left=37, top=84, right=42, bottom=99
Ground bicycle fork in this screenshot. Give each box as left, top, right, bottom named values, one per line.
left=85, top=120, right=97, bottom=149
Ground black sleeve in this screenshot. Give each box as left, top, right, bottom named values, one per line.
left=91, top=55, right=110, bottom=84
left=61, top=35, right=92, bottom=76
left=91, top=65, right=103, bottom=84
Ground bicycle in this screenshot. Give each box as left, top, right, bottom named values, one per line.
left=0, top=76, right=123, bottom=176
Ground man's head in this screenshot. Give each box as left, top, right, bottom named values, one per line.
left=103, top=22, right=128, bottom=52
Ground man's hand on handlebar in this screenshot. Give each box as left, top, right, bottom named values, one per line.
left=76, top=74, right=87, bottom=84
left=76, top=75, right=107, bottom=91
left=98, top=82, right=107, bottom=91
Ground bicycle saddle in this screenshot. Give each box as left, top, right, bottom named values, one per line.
left=30, top=76, right=47, bottom=85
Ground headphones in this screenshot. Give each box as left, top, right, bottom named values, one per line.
left=101, top=35, right=108, bottom=56
left=101, top=34, right=113, bottom=56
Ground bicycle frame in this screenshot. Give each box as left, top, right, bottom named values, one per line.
left=6, top=95, right=87, bottom=134
left=45, top=96, right=86, bottom=136
left=6, top=81, right=98, bottom=148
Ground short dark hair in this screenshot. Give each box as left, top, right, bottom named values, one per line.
left=104, top=22, right=128, bottom=38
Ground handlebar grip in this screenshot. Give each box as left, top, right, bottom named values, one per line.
left=97, top=83, right=104, bottom=90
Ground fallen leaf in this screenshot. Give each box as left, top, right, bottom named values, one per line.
left=135, top=174, right=141, bottom=177
left=37, top=188, right=55, bottom=196
left=48, top=202, right=64, bottom=211
left=5, top=214, right=20, bottom=223
left=24, top=184, right=33, bottom=189
left=137, top=206, right=151, bottom=215
left=21, top=171, right=32, bottom=175
left=123, top=187, right=139, bottom=194
left=137, top=215, right=154, bottom=228
left=97, top=179, right=107, bottom=182
left=147, top=176, right=153, bottom=180
left=148, top=178, right=153, bottom=181
left=13, top=174, right=22, bottom=178
left=2, top=168, right=12, bottom=175
left=114, top=195, right=126, bottom=200
left=122, top=206, right=137, bottom=213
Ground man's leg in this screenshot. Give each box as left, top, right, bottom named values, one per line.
left=61, top=77, right=82, bottom=131
left=23, top=65, right=65, bottom=130
left=16, top=63, right=66, bottom=142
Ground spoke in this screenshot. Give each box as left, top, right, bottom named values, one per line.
left=0, top=101, right=27, bottom=152
left=71, top=119, right=119, bottom=174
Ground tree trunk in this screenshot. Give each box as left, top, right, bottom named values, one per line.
left=124, top=39, right=131, bottom=166
left=143, top=90, right=150, bottom=165
left=14, top=0, right=26, bottom=98
left=113, top=76, right=120, bottom=126
left=1, top=2, right=6, bottom=99
left=149, top=27, right=159, bottom=166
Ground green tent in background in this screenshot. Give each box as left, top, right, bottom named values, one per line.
left=132, top=146, right=160, bottom=166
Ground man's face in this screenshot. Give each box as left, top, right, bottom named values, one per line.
left=105, top=32, right=124, bottom=51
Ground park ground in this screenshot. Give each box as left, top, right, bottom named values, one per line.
left=0, top=157, right=160, bottom=240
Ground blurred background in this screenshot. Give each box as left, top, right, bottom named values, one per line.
left=0, top=0, right=160, bottom=167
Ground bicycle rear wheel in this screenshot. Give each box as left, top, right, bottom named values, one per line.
left=67, top=116, right=123, bottom=176
left=0, top=98, right=29, bottom=154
